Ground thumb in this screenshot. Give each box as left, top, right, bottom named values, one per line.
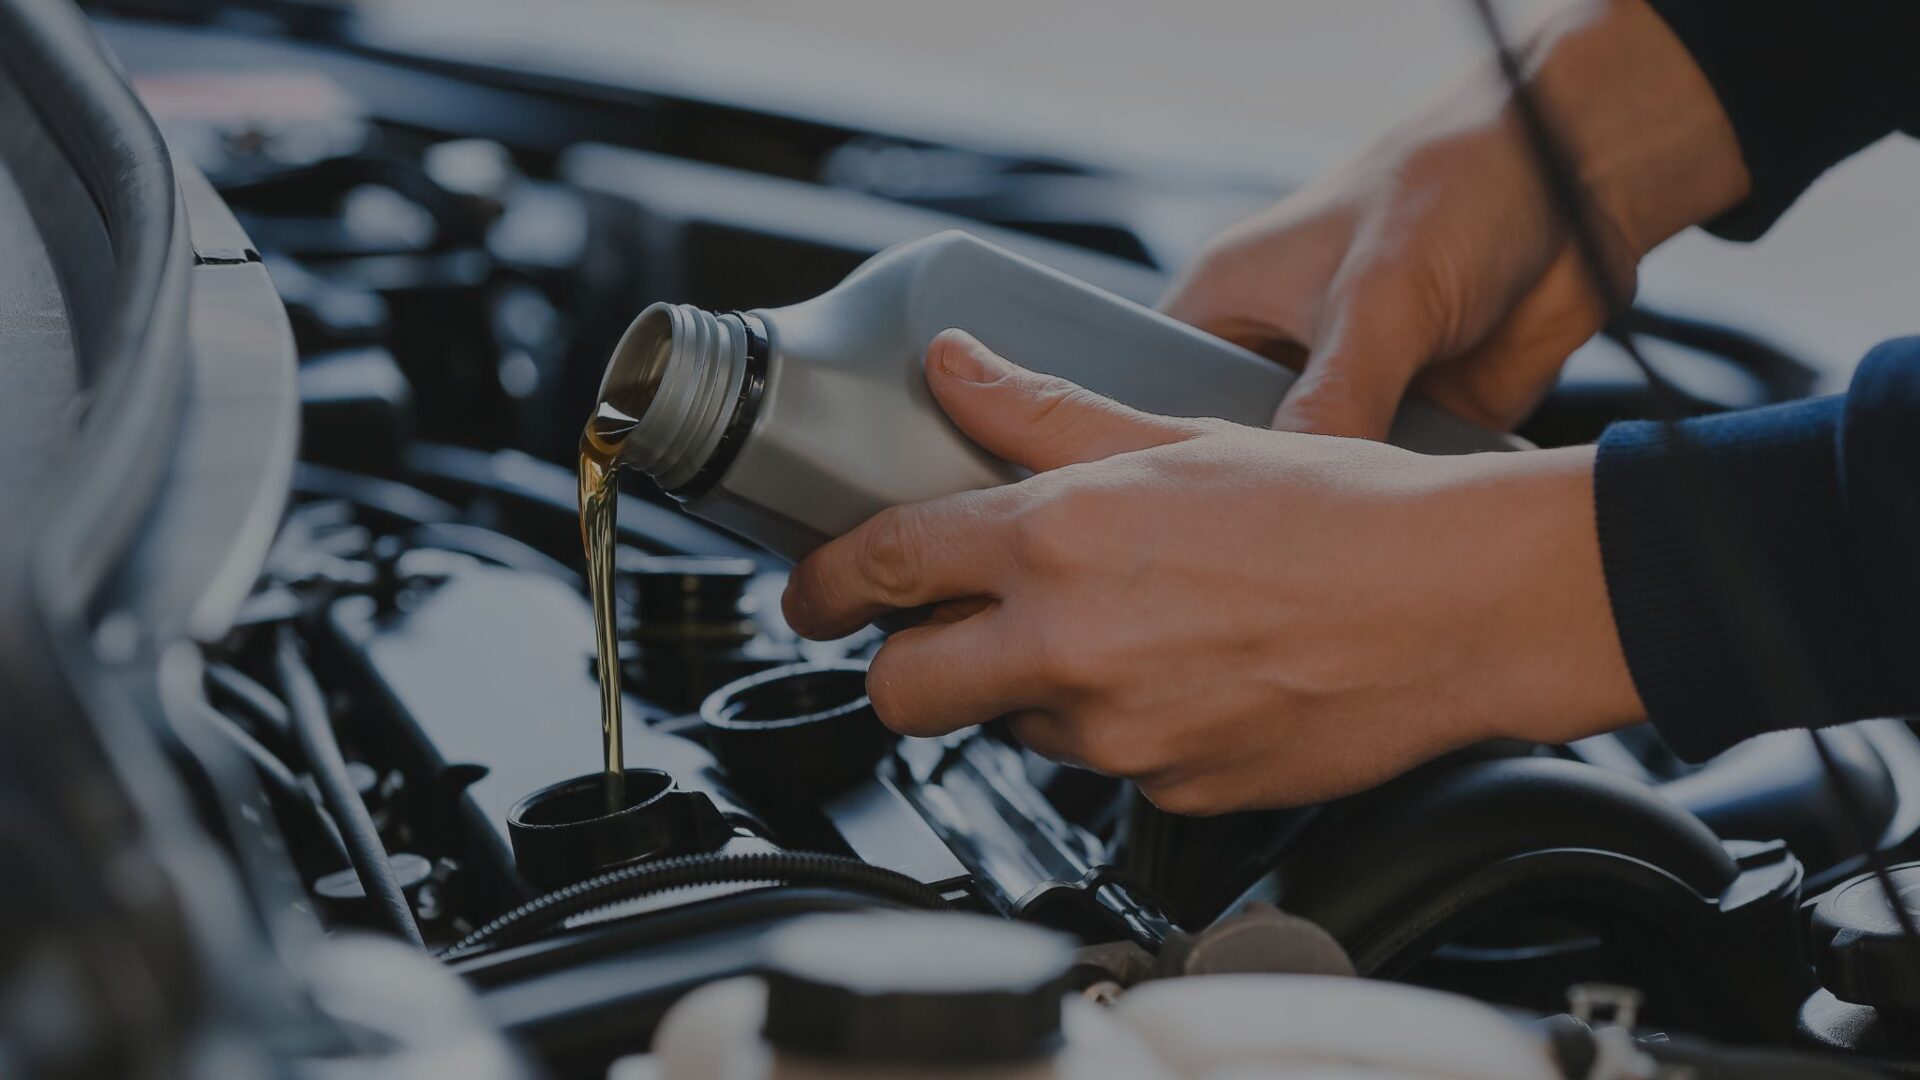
left=924, top=329, right=1201, bottom=473
left=1273, top=279, right=1427, bottom=441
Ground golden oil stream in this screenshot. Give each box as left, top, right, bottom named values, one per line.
left=579, top=403, right=639, bottom=815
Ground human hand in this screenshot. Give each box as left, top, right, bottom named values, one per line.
left=1161, top=0, right=1748, bottom=438
left=782, top=331, right=1643, bottom=814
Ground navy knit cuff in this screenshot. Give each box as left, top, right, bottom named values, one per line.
left=1595, top=395, right=1895, bottom=761
left=1840, top=338, right=1920, bottom=710
left=1646, top=0, right=1916, bottom=241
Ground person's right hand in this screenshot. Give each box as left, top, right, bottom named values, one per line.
left=1160, top=0, right=1750, bottom=439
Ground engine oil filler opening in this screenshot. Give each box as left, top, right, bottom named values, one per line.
left=511, top=769, right=676, bottom=830
left=506, top=769, right=730, bottom=890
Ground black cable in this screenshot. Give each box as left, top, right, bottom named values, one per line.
left=1463, top=0, right=1920, bottom=958
left=440, top=851, right=951, bottom=960
left=1620, top=305, right=1820, bottom=404
left=275, top=628, right=425, bottom=947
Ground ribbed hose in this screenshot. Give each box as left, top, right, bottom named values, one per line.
left=441, top=851, right=950, bottom=960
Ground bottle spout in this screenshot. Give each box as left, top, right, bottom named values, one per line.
left=583, top=400, right=641, bottom=458
left=594, top=302, right=754, bottom=492
left=594, top=306, right=675, bottom=445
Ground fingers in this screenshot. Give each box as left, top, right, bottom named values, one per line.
left=864, top=606, right=1045, bottom=737
left=867, top=616, right=1205, bottom=810
left=788, top=331, right=1209, bottom=640
left=1157, top=209, right=1331, bottom=356
left=783, top=485, right=1021, bottom=639
left=1272, top=267, right=1429, bottom=440
left=1005, top=712, right=1080, bottom=767
left=1411, top=249, right=1610, bottom=429
left=1006, top=713, right=1204, bottom=813
left=1158, top=234, right=1267, bottom=337
left=923, top=329, right=1203, bottom=473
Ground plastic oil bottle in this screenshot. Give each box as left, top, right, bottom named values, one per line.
left=584, top=230, right=1517, bottom=564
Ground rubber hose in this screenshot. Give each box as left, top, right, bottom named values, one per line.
left=200, top=700, right=351, bottom=871
left=206, top=662, right=297, bottom=757
left=276, top=630, right=425, bottom=947
left=442, top=851, right=950, bottom=959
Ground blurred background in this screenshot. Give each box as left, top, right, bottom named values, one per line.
left=372, top=0, right=1920, bottom=384
left=88, top=0, right=1920, bottom=471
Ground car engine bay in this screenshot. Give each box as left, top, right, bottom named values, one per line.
left=9, top=2, right=1920, bottom=1076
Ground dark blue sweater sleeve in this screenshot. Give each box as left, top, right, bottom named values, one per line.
left=1647, top=0, right=1920, bottom=239
left=1596, top=339, right=1920, bottom=760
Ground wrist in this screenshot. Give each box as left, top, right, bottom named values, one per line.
left=1443, top=445, right=1646, bottom=747
left=1525, top=0, right=1750, bottom=256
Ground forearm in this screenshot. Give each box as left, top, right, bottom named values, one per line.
left=1443, top=443, right=1645, bottom=749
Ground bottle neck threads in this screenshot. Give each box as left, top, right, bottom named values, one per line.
left=601, top=303, right=758, bottom=494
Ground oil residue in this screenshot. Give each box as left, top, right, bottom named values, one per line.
left=579, top=402, right=639, bottom=813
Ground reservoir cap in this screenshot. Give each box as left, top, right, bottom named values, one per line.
left=1811, top=861, right=1920, bottom=1016
left=701, top=661, right=888, bottom=798
left=761, top=913, right=1071, bottom=1064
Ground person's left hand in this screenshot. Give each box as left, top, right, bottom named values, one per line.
left=781, top=330, right=1641, bottom=814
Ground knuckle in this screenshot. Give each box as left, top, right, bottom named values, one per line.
left=1023, top=380, right=1126, bottom=443
left=1029, top=622, right=1100, bottom=696
left=856, top=508, right=923, bottom=604
left=1022, top=378, right=1094, bottom=427
left=1010, top=491, right=1094, bottom=576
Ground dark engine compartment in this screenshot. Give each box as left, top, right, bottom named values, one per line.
left=13, top=4, right=1920, bottom=1076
